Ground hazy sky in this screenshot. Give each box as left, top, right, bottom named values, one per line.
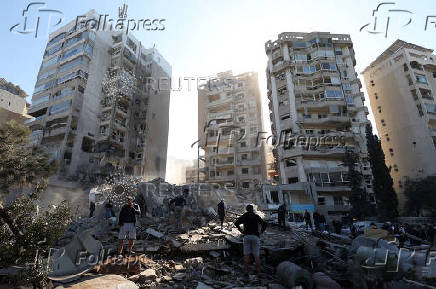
left=1, top=0, right=435, bottom=183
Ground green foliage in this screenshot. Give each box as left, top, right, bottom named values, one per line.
left=343, top=147, right=374, bottom=220
left=0, top=120, right=72, bottom=287
left=365, top=124, right=399, bottom=218
left=404, top=176, right=436, bottom=216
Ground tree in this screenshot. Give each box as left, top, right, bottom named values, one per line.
left=365, top=123, right=399, bottom=218
left=0, top=121, right=72, bottom=286
left=404, top=176, right=436, bottom=216
left=343, top=147, right=373, bottom=220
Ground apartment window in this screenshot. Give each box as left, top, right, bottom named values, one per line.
left=241, top=168, right=249, bottom=174
left=346, top=95, right=354, bottom=105
left=433, top=71, right=436, bottom=78
left=416, top=74, right=428, bottom=84
left=41, top=56, right=59, bottom=70
left=334, top=47, right=343, bottom=55
left=403, top=63, right=409, bottom=72
left=47, top=32, right=65, bottom=47
left=285, top=158, right=297, bottom=167
left=385, top=134, right=390, bottom=141
left=281, top=114, right=290, bottom=120
left=393, top=164, right=399, bottom=172
left=237, top=82, right=244, bottom=88
left=242, top=182, right=250, bottom=189
left=269, top=191, right=279, bottom=203
left=236, top=104, right=244, bottom=112
left=381, top=119, right=386, bottom=126
left=342, top=83, right=352, bottom=91
left=235, top=93, right=244, bottom=100
left=318, top=197, right=326, bottom=205
left=377, top=106, right=382, bottom=113
left=49, top=100, right=71, bottom=115
left=44, top=43, right=63, bottom=58
left=389, top=148, right=394, bottom=156
left=227, top=170, right=234, bottom=176
left=210, top=171, right=215, bottom=177
left=238, top=116, right=245, bottom=123
left=240, top=141, right=247, bottom=148
left=288, top=177, right=298, bottom=184
left=334, top=196, right=344, bottom=206
left=325, top=90, right=344, bottom=99
left=425, top=103, right=436, bottom=114
left=241, top=154, right=248, bottom=160
left=374, top=93, right=378, bottom=100
left=370, top=80, right=375, bottom=87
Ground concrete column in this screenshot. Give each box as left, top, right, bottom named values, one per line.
left=296, top=156, right=307, bottom=182
left=285, top=70, right=299, bottom=133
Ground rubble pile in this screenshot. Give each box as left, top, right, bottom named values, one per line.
left=8, top=177, right=432, bottom=289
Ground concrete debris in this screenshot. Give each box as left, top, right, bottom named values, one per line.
left=276, top=261, right=313, bottom=289
left=38, top=178, right=436, bottom=289
left=54, top=274, right=138, bottom=289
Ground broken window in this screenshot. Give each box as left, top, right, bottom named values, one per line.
left=81, top=136, right=94, bottom=152
left=318, top=197, right=326, bottom=205
left=270, top=191, right=279, bottom=203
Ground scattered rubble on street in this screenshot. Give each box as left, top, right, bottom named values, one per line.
left=2, top=176, right=435, bottom=289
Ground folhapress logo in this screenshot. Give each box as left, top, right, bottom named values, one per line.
left=74, top=4, right=166, bottom=35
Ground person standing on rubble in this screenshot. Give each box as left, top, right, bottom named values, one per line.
left=277, top=204, right=287, bottom=230
left=217, top=199, right=226, bottom=228
left=170, top=192, right=187, bottom=229
left=117, top=196, right=141, bottom=255
left=235, top=204, right=267, bottom=277
left=304, top=209, right=312, bottom=231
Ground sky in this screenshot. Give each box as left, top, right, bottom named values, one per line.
left=1, top=0, right=435, bottom=183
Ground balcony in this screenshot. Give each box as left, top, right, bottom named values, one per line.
left=44, top=126, right=67, bottom=137
left=272, top=60, right=291, bottom=73
left=297, top=115, right=350, bottom=125
left=296, top=100, right=344, bottom=110
left=282, top=146, right=346, bottom=158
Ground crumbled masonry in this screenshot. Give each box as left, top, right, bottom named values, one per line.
left=2, top=178, right=435, bottom=289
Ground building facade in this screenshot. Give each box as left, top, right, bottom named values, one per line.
left=26, top=10, right=171, bottom=179
left=0, top=78, right=30, bottom=124
left=265, top=32, right=374, bottom=218
left=198, top=71, right=267, bottom=192
left=363, top=40, right=436, bottom=209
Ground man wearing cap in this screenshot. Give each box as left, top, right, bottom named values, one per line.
left=118, top=196, right=141, bottom=255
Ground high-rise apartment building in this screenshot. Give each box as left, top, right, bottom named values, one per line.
left=0, top=78, right=30, bottom=124
left=264, top=32, right=374, bottom=217
left=363, top=40, right=436, bottom=208
left=26, top=10, right=171, bottom=179
left=198, top=71, right=267, bottom=191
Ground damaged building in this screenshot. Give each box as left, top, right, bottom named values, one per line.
left=198, top=71, right=267, bottom=192
left=264, top=32, right=375, bottom=220
left=25, top=10, right=171, bottom=179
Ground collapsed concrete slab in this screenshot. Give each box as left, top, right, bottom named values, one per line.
left=54, top=274, right=138, bottom=289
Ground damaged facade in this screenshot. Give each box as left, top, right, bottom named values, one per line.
left=264, top=32, right=375, bottom=219
left=25, top=10, right=171, bottom=179
left=198, top=71, right=267, bottom=192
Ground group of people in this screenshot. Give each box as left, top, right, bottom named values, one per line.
left=107, top=193, right=269, bottom=277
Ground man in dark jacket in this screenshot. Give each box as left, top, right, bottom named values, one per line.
left=304, top=210, right=312, bottom=230
left=277, top=204, right=287, bottom=230
left=217, top=200, right=225, bottom=228
left=118, top=196, right=141, bottom=255
left=235, top=204, right=267, bottom=276
left=170, top=195, right=186, bottom=229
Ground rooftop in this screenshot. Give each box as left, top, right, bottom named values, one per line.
left=363, top=39, right=434, bottom=73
